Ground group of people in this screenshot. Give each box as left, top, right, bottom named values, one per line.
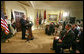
left=50, top=23, right=83, bottom=53
left=20, top=15, right=34, bottom=41
left=1, top=15, right=17, bottom=42
left=45, top=22, right=62, bottom=36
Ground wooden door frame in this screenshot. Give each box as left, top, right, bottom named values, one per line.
left=12, top=9, right=26, bottom=32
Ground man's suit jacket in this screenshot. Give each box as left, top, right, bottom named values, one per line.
left=76, top=31, right=83, bottom=52
left=59, top=29, right=67, bottom=39
left=20, top=18, right=26, bottom=28
left=72, top=28, right=79, bottom=39
left=49, top=24, right=54, bottom=32
left=61, top=30, right=75, bottom=47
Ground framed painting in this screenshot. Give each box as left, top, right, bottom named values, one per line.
left=48, top=14, right=58, bottom=22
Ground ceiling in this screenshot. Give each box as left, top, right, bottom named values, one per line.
left=18, top=1, right=83, bottom=10
left=18, top=1, right=32, bottom=7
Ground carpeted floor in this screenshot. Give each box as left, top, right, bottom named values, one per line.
left=1, top=29, right=56, bottom=53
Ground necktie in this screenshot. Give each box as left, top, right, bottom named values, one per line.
left=61, top=32, right=68, bottom=40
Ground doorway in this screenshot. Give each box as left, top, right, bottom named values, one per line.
left=13, top=10, right=25, bottom=32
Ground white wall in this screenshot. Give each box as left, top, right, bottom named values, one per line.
left=5, top=1, right=36, bottom=30
left=5, top=1, right=83, bottom=30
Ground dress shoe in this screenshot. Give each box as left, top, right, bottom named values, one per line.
left=22, top=38, right=27, bottom=40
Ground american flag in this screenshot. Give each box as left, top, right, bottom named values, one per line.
left=1, top=9, right=9, bottom=35
left=36, top=11, right=39, bottom=25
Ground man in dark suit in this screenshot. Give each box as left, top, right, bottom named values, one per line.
left=45, top=25, right=49, bottom=35
left=51, top=24, right=75, bottom=53
left=51, top=29, right=66, bottom=50
left=20, top=15, right=26, bottom=39
left=72, top=24, right=79, bottom=39
left=49, top=22, right=55, bottom=35
left=75, top=27, right=83, bottom=53
left=62, top=21, right=66, bottom=30
left=71, top=24, right=79, bottom=52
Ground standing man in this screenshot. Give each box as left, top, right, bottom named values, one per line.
left=49, top=22, right=54, bottom=35
left=39, top=18, right=43, bottom=29
left=20, top=15, right=26, bottom=40
left=62, top=21, right=66, bottom=30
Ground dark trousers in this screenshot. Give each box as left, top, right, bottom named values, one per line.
left=53, top=38, right=62, bottom=53
left=53, top=38, right=58, bottom=49
left=50, top=29, right=53, bottom=35
left=72, top=42, right=76, bottom=53
left=45, top=28, right=48, bottom=34
left=22, top=27, right=26, bottom=39
left=53, top=38, right=69, bottom=53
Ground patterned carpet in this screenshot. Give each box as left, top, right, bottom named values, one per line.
left=1, top=29, right=56, bottom=53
